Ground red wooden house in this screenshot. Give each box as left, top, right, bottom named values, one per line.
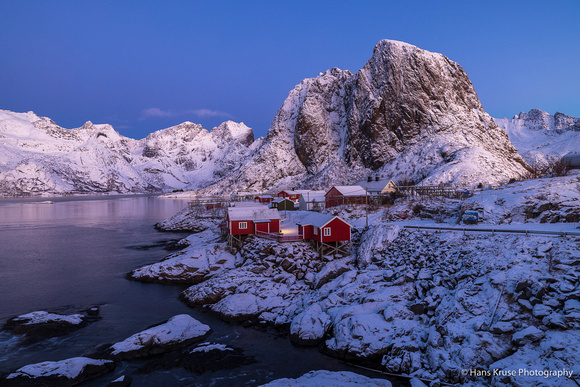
left=254, top=194, right=274, bottom=204
left=225, top=206, right=280, bottom=244
left=297, top=212, right=352, bottom=256
left=325, top=186, right=368, bottom=208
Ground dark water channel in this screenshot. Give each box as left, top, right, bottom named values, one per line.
left=0, top=195, right=397, bottom=386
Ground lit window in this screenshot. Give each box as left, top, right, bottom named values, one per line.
left=324, top=227, right=331, bottom=236
left=239, top=222, right=247, bottom=229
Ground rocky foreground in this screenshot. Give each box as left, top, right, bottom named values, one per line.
left=132, top=178, right=580, bottom=386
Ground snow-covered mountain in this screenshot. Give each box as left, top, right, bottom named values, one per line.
left=201, top=39, right=531, bottom=194
left=494, top=109, right=580, bottom=167
left=0, top=110, right=259, bottom=196
left=1, top=40, right=538, bottom=197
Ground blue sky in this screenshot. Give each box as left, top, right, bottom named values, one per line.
left=1, top=1, right=579, bottom=139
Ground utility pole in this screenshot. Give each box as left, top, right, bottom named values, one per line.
left=365, top=185, right=369, bottom=228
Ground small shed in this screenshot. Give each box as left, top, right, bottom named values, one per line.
left=272, top=197, right=295, bottom=211
left=297, top=212, right=352, bottom=256
left=254, top=194, right=274, bottom=204
left=325, top=185, right=368, bottom=208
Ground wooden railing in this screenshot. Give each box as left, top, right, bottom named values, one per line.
left=255, top=230, right=303, bottom=242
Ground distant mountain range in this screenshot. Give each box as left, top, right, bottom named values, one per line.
left=0, top=111, right=258, bottom=196
left=494, top=109, right=580, bottom=168
left=0, top=40, right=577, bottom=197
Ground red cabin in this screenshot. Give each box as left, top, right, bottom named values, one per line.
left=325, top=186, right=368, bottom=208
left=297, top=213, right=352, bottom=243
left=254, top=195, right=274, bottom=204
left=226, top=206, right=280, bottom=236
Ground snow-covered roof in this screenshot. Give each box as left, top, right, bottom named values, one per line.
left=227, top=206, right=280, bottom=221
left=255, top=194, right=274, bottom=199
left=355, top=179, right=397, bottom=192
left=329, top=185, right=367, bottom=196
left=273, top=197, right=292, bottom=203
left=297, top=212, right=351, bottom=228
left=236, top=191, right=259, bottom=196
left=232, top=202, right=267, bottom=208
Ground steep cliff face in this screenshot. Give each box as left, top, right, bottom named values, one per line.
left=494, top=109, right=580, bottom=167
left=205, top=40, right=530, bottom=194
left=0, top=110, right=258, bottom=196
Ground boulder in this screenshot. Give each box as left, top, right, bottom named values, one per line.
left=512, top=326, right=545, bottom=346
left=542, top=313, right=568, bottom=329
left=106, top=314, right=211, bottom=360
left=4, top=357, right=114, bottom=387
left=3, top=311, right=88, bottom=344
left=313, top=257, right=353, bottom=289
left=289, top=304, right=332, bottom=346
left=260, top=370, right=392, bottom=386
left=211, top=293, right=261, bottom=322
left=137, top=342, right=254, bottom=374
left=532, top=304, right=552, bottom=319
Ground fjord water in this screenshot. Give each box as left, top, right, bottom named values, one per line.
left=0, top=196, right=380, bottom=386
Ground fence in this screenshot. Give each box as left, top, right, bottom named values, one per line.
left=404, top=225, right=580, bottom=237
left=255, top=230, right=304, bottom=242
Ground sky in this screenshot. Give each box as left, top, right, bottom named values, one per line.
left=0, top=1, right=579, bottom=140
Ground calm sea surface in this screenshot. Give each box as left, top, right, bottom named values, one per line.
left=0, top=195, right=394, bottom=386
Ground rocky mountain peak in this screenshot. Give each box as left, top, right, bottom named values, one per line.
left=211, top=121, right=254, bottom=146
left=203, top=39, right=530, bottom=194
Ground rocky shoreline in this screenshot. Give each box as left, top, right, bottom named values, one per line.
left=131, top=190, right=580, bottom=386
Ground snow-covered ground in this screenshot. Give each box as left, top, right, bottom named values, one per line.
left=133, top=174, right=580, bottom=386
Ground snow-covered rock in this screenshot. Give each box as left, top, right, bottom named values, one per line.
left=4, top=357, right=115, bottom=386
left=260, top=370, right=393, bottom=386
left=105, top=314, right=211, bottom=360
left=3, top=310, right=89, bottom=344
left=289, top=303, right=332, bottom=346
left=129, top=230, right=236, bottom=284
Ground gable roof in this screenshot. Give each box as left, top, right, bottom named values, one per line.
left=227, top=206, right=280, bottom=221
left=328, top=185, right=367, bottom=197
left=355, top=179, right=397, bottom=192
left=297, top=212, right=352, bottom=229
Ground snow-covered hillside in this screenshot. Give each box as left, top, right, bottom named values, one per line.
left=494, top=109, right=580, bottom=167
left=0, top=110, right=259, bottom=196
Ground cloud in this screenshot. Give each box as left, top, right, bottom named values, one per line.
left=141, top=107, right=232, bottom=120
left=189, top=108, right=232, bottom=118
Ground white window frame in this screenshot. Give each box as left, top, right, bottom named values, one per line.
left=324, top=227, right=331, bottom=236
left=313, top=227, right=318, bottom=235
left=239, top=222, right=248, bottom=229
